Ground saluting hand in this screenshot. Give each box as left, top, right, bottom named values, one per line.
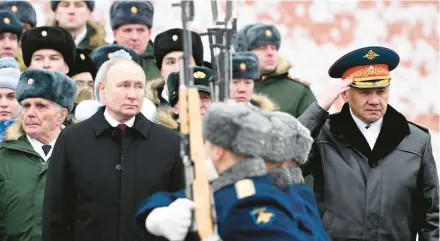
left=317, top=77, right=353, bottom=111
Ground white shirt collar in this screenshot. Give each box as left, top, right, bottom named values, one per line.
left=26, top=135, right=58, bottom=162
left=74, top=27, right=88, bottom=46
left=350, top=107, right=383, bottom=150
left=104, top=109, right=135, bottom=128
left=161, top=88, right=169, bottom=103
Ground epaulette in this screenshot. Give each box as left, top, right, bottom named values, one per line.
left=234, top=179, right=256, bottom=199
left=288, top=74, right=311, bottom=86
left=408, top=121, right=429, bottom=134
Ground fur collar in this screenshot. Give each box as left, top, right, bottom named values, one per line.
left=145, top=77, right=166, bottom=106
left=329, top=103, right=410, bottom=164
left=154, top=106, right=179, bottom=130
left=211, top=158, right=267, bottom=193
left=47, top=19, right=106, bottom=48
left=269, top=166, right=305, bottom=190
left=4, top=118, right=25, bottom=141
left=251, top=93, right=279, bottom=111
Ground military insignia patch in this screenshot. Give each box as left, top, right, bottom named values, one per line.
left=240, top=63, right=247, bottom=71
left=80, top=54, right=86, bottom=60
left=11, top=5, right=18, bottom=13
left=265, top=29, right=272, bottom=37
left=131, top=6, right=137, bottom=14
left=363, top=50, right=379, bottom=60
left=250, top=207, right=275, bottom=227
left=3, top=17, right=10, bottom=24
left=172, top=35, right=178, bottom=41
left=41, top=30, right=47, bottom=37
left=27, top=78, right=33, bottom=85
left=193, top=71, right=206, bottom=79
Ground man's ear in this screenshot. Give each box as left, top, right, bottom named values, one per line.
left=63, top=63, right=70, bottom=74
left=59, top=108, right=69, bottom=124
left=341, top=89, right=349, bottom=102
left=172, top=103, right=179, bottom=115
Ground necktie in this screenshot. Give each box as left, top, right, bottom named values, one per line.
left=42, top=145, right=52, bottom=156
left=117, top=124, right=127, bottom=133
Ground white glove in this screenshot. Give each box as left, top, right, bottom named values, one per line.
left=146, top=198, right=195, bottom=241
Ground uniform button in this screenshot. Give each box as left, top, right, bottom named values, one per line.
left=116, top=164, right=122, bottom=170
left=112, top=130, right=117, bottom=136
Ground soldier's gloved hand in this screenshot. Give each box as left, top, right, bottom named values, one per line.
left=145, top=198, right=195, bottom=241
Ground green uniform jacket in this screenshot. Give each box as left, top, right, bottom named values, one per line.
left=0, top=123, right=47, bottom=241
left=140, top=42, right=161, bottom=81
left=254, top=57, right=316, bottom=118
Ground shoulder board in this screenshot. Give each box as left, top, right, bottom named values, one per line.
left=235, top=179, right=256, bottom=200
left=408, top=121, right=429, bottom=134
left=288, top=74, right=311, bottom=86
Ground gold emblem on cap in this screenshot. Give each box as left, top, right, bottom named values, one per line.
left=11, top=5, right=18, bottom=13
left=172, top=35, right=178, bottom=41
left=240, top=62, right=247, bottom=71
left=27, top=78, right=33, bottom=85
left=3, top=17, right=10, bottom=24
left=131, top=6, right=137, bottom=14
left=80, top=54, right=86, bottom=60
left=265, top=29, right=272, bottom=37
left=41, top=30, right=47, bottom=37
left=108, top=53, right=113, bottom=59
left=193, top=71, right=206, bottom=79
left=363, top=50, right=380, bottom=60
left=368, top=65, right=374, bottom=72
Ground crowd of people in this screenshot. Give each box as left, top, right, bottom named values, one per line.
left=0, top=1, right=438, bottom=241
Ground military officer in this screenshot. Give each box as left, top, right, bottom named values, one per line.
left=69, top=48, right=97, bottom=108
left=154, top=66, right=212, bottom=131
left=110, top=1, right=161, bottom=81
left=0, top=1, right=36, bottom=32
left=146, top=28, right=204, bottom=107
left=136, top=103, right=310, bottom=241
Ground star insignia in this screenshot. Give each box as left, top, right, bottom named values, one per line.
left=27, top=78, right=33, bottom=85
left=172, top=35, right=178, bottom=41
left=11, top=5, right=18, bottom=13
left=41, top=30, right=47, bottom=37
left=265, top=29, right=272, bottom=37
left=240, top=62, right=247, bottom=71
left=80, top=54, right=86, bottom=60
left=3, top=17, right=10, bottom=25
left=108, top=53, right=113, bottom=59
left=131, top=6, right=137, bottom=14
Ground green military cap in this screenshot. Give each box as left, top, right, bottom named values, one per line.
left=167, top=66, right=212, bottom=107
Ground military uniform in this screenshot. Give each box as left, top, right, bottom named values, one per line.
left=110, top=1, right=161, bottom=81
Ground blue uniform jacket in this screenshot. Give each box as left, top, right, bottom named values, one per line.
left=136, top=175, right=310, bottom=241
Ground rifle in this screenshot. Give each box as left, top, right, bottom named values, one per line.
left=172, top=1, right=218, bottom=240
left=201, top=0, right=237, bottom=102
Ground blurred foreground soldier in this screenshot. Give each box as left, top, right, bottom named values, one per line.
left=299, top=46, right=439, bottom=240
left=147, top=28, right=204, bottom=106
left=263, top=111, right=331, bottom=241
left=234, top=23, right=316, bottom=117
left=21, top=26, right=76, bottom=74
left=155, top=66, right=212, bottom=131
left=48, top=0, right=106, bottom=51
left=0, top=1, right=36, bottom=32
left=110, top=1, right=161, bottom=80
left=0, top=57, right=21, bottom=141
left=0, top=69, right=76, bottom=241
left=0, top=10, right=22, bottom=58
left=43, top=50, right=184, bottom=241
left=136, top=103, right=308, bottom=241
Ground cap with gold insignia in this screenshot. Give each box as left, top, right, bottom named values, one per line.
left=21, top=26, right=76, bottom=69
left=16, top=69, right=77, bottom=112
left=90, top=44, right=139, bottom=70
left=233, top=23, right=281, bottom=51
left=154, top=28, right=204, bottom=69
left=110, top=1, right=154, bottom=30
left=68, top=48, right=97, bottom=80
left=232, top=51, right=259, bottom=80
left=0, top=1, right=36, bottom=28
left=167, top=66, right=212, bottom=107
left=329, top=46, right=400, bottom=89
left=50, top=1, right=95, bottom=12
left=0, top=10, right=22, bottom=37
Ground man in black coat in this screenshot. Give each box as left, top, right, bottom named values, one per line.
left=42, top=50, right=185, bottom=241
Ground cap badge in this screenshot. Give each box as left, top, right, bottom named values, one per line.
left=363, top=50, right=379, bottom=60
left=41, top=30, right=47, bottom=37
left=108, top=53, right=113, bottom=59
left=193, top=71, right=206, bottom=79
left=27, top=78, right=33, bottom=85
left=131, top=6, right=138, bottom=14
left=3, top=17, right=10, bottom=24
left=80, top=54, right=86, bottom=60
left=368, top=65, right=374, bottom=72
left=172, top=35, right=178, bottom=41
left=11, top=5, right=18, bottom=13
left=240, top=62, right=247, bottom=71
left=265, top=29, right=272, bottom=37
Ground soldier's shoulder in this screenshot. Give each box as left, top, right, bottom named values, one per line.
left=287, top=74, right=312, bottom=87
left=408, top=121, right=430, bottom=134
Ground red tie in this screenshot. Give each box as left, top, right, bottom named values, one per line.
left=117, top=124, right=127, bottom=133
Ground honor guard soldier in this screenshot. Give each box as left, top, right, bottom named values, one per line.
left=0, top=1, right=36, bottom=32
left=48, top=1, right=106, bottom=51
left=234, top=23, right=316, bottom=117
left=110, top=1, right=161, bottom=81
left=136, top=103, right=311, bottom=241
left=146, top=28, right=204, bottom=107
left=69, top=48, right=97, bottom=109
left=299, top=46, right=439, bottom=241
left=21, top=26, right=76, bottom=75
left=155, top=66, right=212, bottom=131
left=0, top=11, right=22, bottom=59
